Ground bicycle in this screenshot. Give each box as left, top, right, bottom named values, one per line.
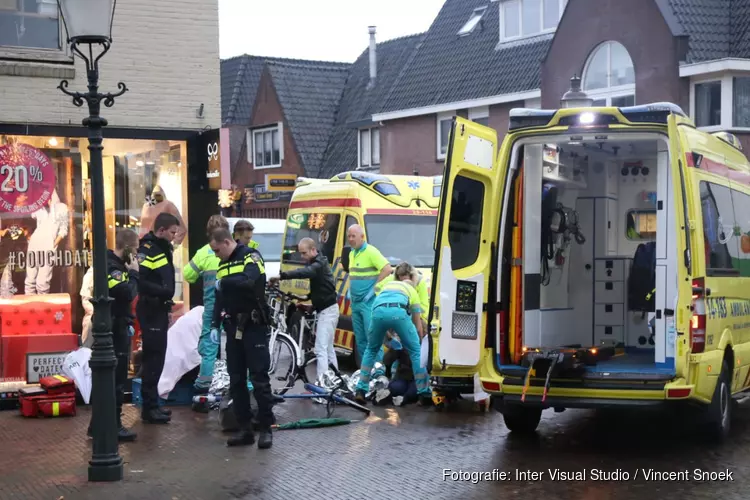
left=281, top=363, right=371, bottom=417
left=266, top=285, right=319, bottom=395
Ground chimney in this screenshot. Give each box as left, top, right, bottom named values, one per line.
left=368, top=26, right=377, bottom=88
left=560, top=75, right=593, bottom=108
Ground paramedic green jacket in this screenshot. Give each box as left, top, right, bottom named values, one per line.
left=349, top=242, right=389, bottom=363
left=183, top=243, right=222, bottom=390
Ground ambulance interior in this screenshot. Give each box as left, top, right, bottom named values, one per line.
left=508, top=133, right=677, bottom=376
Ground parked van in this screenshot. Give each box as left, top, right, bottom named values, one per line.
left=281, top=171, right=440, bottom=362
left=429, top=104, right=750, bottom=439
left=226, top=217, right=285, bottom=277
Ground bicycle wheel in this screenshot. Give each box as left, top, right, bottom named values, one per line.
left=269, top=334, right=298, bottom=395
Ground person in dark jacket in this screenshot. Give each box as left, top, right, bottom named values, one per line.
left=136, top=212, right=180, bottom=424
left=269, top=237, right=339, bottom=382
left=87, top=228, right=141, bottom=441
left=211, top=228, right=274, bottom=449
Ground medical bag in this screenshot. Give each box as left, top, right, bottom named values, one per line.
left=39, top=375, right=76, bottom=396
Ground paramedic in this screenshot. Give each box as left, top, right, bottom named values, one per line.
left=355, top=262, right=431, bottom=406
left=183, top=215, right=230, bottom=394
left=269, top=237, right=339, bottom=382
left=376, top=267, right=430, bottom=337
left=136, top=212, right=180, bottom=424
left=233, top=219, right=259, bottom=250
left=210, top=228, right=274, bottom=449
left=87, top=228, right=140, bottom=441
left=346, top=224, right=392, bottom=365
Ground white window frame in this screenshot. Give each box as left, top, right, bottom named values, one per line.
left=458, top=6, right=488, bottom=36
left=437, top=111, right=456, bottom=161
left=687, top=73, right=750, bottom=133
left=248, top=123, right=284, bottom=170
left=499, top=0, right=568, bottom=43
left=582, top=41, right=636, bottom=107
left=357, top=127, right=381, bottom=169
left=469, top=106, right=490, bottom=126
left=0, top=0, right=72, bottom=63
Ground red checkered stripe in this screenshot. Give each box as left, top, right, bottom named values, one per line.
left=331, top=257, right=354, bottom=350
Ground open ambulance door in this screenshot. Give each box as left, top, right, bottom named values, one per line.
left=427, top=116, right=500, bottom=375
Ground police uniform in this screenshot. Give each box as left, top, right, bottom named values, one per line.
left=349, top=242, right=390, bottom=364
left=183, top=244, right=221, bottom=391
left=136, top=232, right=175, bottom=422
left=356, top=279, right=431, bottom=399
left=214, top=243, right=274, bottom=448
left=87, top=249, right=139, bottom=441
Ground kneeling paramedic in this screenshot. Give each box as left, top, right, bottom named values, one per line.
left=210, top=228, right=274, bottom=449
left=355, top=262, right=432, bottom=406
left=87, top=228, right=140, bottom=441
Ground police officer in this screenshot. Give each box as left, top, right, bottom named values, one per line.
left=136, top=212, right=180, bottom=424
left=346, top=224, right=392, bottom=365
left=183, top=215, right=230, bottom=394
left=233, top=219, right=259, bottom=250
left=210, top=227, right=274, bottom=448
left=87, top=228, right=141, bottom=441
left=355, top=262, right=432, bottom=406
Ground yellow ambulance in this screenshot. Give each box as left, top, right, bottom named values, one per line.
left=430, top=103, right=750, bottom=440
left=280, top=171, right=440, bottom=363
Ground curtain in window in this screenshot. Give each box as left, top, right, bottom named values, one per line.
left=733, top=77, right=750, bottom=128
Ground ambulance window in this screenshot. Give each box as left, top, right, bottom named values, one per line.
left=283, top=212, right=340, bottom=264
left=447, top=175, right=484, bottom=270
left=700, top=181, right=740, bottom=276
left=625, top=210, right=656, bottom=240
left=343, top=215, right=358, bottom=248
left=730, top=188, right=750, bottom=277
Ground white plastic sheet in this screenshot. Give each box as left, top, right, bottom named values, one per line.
left=158, top=306, right=203, bottom=397
left=420, top=335, right=429, bottom=369
left=62, top=348, right=92, bottom=403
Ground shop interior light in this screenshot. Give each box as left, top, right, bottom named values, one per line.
left=579, top=112, right=596, bottom=125
left=48, top=137, right=58, bottom=146
left=135, top=160, right=144, bottom=167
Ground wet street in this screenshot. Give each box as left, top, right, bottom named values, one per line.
left=0, top=386, right=747, bottom=500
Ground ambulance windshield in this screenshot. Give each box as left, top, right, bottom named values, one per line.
left=364, top=214, right=437, bottom=268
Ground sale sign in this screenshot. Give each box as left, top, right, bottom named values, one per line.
left=0, top=143, right=56, bottom=214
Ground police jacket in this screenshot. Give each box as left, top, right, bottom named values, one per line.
left=136, top=232, right=175, bottom=308
left=213, top=243, right=267, bottom=326
left=107, top=249, right=138, bottom=322
left=280, top=254, right=337, bottom=312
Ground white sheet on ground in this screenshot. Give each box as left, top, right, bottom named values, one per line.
left=158, top=306, right=204, bottom=397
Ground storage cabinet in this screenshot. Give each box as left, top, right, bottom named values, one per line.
left=593, top=257, right=627, bottom=346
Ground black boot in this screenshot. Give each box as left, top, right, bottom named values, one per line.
left=354, top=390, right=368, bottom=405
left=158, top=407, right=172, bottom=417
left=118, top=425, right=138, bottom=442
left=257, top=428, right=273, bottom=449
left=227, top=427, right=255, bottom=447
left=141, top=408, right=170, bottom=424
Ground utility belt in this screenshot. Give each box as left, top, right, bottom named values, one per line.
left=222, top=305, right=269, bottom=331
left=374, top=302, right=409, bottom=313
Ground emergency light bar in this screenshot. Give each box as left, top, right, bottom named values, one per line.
left=508, top=102, right=688, bottom=132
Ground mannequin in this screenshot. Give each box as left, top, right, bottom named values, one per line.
left=24, top=189, right=69, bottom=295
left=139, top=185, right=186, bottom=246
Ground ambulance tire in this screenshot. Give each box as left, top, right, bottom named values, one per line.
left=502, top=403, right=542, bottom=434
left=706, top=360, right=732, bottom=441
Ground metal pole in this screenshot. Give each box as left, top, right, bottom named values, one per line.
left=59, top=41, right=128, bottom=483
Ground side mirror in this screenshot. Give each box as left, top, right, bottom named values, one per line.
left=341, top=246, right=352, bottom=273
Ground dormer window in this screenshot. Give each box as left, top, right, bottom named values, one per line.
left=499, top=0, right=568, bottom=42
left=458, top=6, right=488, bottom=36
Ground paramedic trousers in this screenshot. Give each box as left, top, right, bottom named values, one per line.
left=351, top=296, right=383, bottom=365
left=137, top=304, right=169, bottom=412
left=225, top=318, right=274, bottom=430
left=356, top=306, right=430, bottom=396
left=314, top=304, right=340, bottom=381
left=195, top=288, right=218, bottom=390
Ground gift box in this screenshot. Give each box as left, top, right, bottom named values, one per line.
left=39, top=375, right=75, bottom=396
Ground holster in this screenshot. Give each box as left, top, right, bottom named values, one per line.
left=236, top=313, right=250, bottom=333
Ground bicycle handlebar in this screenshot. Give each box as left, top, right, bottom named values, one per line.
left=266, top=285, right=308, bottom=302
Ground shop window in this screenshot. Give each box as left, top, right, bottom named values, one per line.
left=0, top=0, right=61, bottom=56
left=733, top=77, right=750, bottom=128
left=250, top=125, right=282, bottom=169
left=447, top=175, right=484, bottom=270
left=500, top=0, right=567, bottom=41
left=282, top=212, right=340, bottom=264
left=700, top=181, right=739, bottom=276
left=730, top=187, right=750, bottom=277
left=694, top=81, right=721, bottom=128
left=625, top=210, right=656, bottom=241
left=358, top=128, right=380, bottom=169
left=437, top=112, right=454, bottom=160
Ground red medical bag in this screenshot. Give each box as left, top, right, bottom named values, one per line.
left=39, top=375, right=76, bottom=396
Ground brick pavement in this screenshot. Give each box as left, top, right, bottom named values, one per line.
left=2, top=393, right=750, bottom=500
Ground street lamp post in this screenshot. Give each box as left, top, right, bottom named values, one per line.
left=56, top=0, right=128, bottom=482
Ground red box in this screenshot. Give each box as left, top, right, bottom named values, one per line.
left=0, top=294, right=72, bottom=336
left=39, top=375, right=75, bottom=396
left=20, top=393, right=76, bottom=418
left=0, top=334, right=79, bottom=381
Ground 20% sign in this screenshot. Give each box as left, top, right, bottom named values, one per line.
left=0, top=143, right=56, bottom=214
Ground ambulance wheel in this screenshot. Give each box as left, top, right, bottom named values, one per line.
left=502, top=404, right=542, bottom=434
left=706, top=360, right=732, bottom=441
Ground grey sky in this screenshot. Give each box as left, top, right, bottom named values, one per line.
left=219, top=0, right=446, bottom=62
